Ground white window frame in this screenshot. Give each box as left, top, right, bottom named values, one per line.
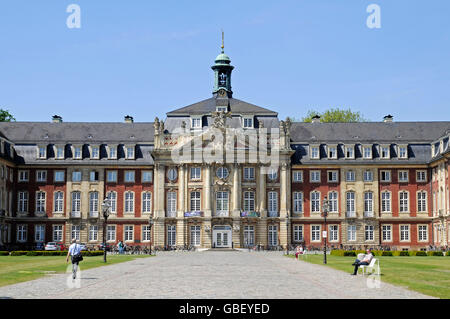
left=363, top=170, right=373, bottom=182
left=142, top=225, right=151, bottom=242
left=418, top=225, right=428, bottom=242
left=142, top=192, right=152, bottom=213
left=191, top=116, right=202, bottom=129
left=167, top=191, right=177, bottom=215
left=380, top=145, right=390, bottom=159
left=329, top=225, right=339, bottom=242
left=216, top=191, right=229, bottom=214
left=35, top=191, right=46, bottom=214
left=190, top=191, right=201, bottom=212
left=345, top=145, right=355, bottom=159
left=37, top=146, right=47, bottom=159
left=293, top=225, right=303, bottom=242
left=124, top=191, right=135, bottom=214
left=190, top=167, right=201, bottom=180
left=167, top=225, right=176, bottom=246
left=107, top=170, right=118, bottom=183
left=310, top=146, right=320, bottom=159
left=347, top=225, right=356, bottom=242
left=346, top=191, right=356, bottom=216
left=292, top=170, right=303, bottom=183
left=71, top=225, right=80, bottom=241
left=416, top=170, right=427, bottom=183
left=18, top=191, right=29, bottom=213
left=125, top=145, right=135, bottom=159
left=243, top=167, right=255, bottom=181
left=89, top=191, right=99, bottom=215
left=380, top=170, right=391, bottom=183
left=107, top=225, right=116, bottom=242
left=35, top=224, right=45, bottom=242
left=346, top=170, right=355, bottom=182
left=90, top=145, right=100, bottom=159
left=327, top=170, right=338, bottom=183
left=52, top=225, right=63, bottom=242
left=267, top=191, right=278, bottom=217
left=382, top=225, right=392, bottom=242
left=243, top=191, right=255, bottom=212
left=167, top=168, right=177, bottom=181
left=328, top=146, right=337, bottom=159
left=124, top=225, right=134, bottom=242
left=89, top=225, right=99, bottom=242
left=71, top=191, right=81, bottom=213
left=399, top=191, right=409, bottom=213
left=17, top=224, right=27, bottom=242
left=36, top=170, right=47, bottom=182
left=54, top=170, right=65, bottom=182
left=398, top=170, right=409, bottom=183
left=106, top=191, right=117, bottom=213
left=311, top=225, right=321, bottom=242
left=18, top=170, right=29, bottom=182
left=268, top=225, right=278, bottom=246
left=55, top=145, right=65, bottom=159
left=293, top=192, right=303, bottom=214
left=72, top=171, right=82, bottom=182
left=310, top=170, right=321, bottom=183
left=190, top=225, right=201, bottom=246
left=364, top=192, right=374, bottom=214
left=54, top=191, right=64, bottom=213
left=216, top=167, right=229, bottom=179
left=328, top=191, right=338, bottom=213
left=400, top=224, right=410, bottom=242
left=108, top=145, right=117, bottom=159
left=73, top=145, right=82, bottom=160
left=310, top=191, right=320, bottom=213
left=381, top=191, right=391, bottom=213
left=398, top=145, right=408, bottom=159
left=242, top=116, right=254, bottom=129
left=363, top=146, right=372, bottom=159
left=124, top=170, right=135, bottom=183
left=417, top=191, right=427, bottom=213
left=365, top=225, right=374, bottom=241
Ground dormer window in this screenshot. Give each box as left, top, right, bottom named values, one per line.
left=55, top=146, right=65, bottom=159
left=91, top=146, right=100, bottom=159
left=380, top=145, right=390, bottom=159
left=125, top=146, right=135, bottom=159
left=191, top=117, right=202, bottom=129
left=73, top=146, right=82, bottom=159
left=242, top=117, right=253, bottom=129
left=363, top=146, right=372, bottom=159
left=108, top=146, right=117, bottom=159
left=37, top=146, right=47, bottom=159
left=216, top=106, right=227, bottom=112
left=398, top=145, right=408, bottom=159
left=328, top=146, right=337, bottom=159
left=345, top=145, right=354, bottom=159
left=310, top=146, right=320, bottom=159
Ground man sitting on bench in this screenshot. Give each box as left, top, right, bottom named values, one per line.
left=351, top=249, right=373, bottom=275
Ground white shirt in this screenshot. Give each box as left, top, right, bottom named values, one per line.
left=68, top=243, right=82, bottom=256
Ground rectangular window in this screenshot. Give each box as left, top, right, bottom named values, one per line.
left=417, top=192, right=427, bottom=212
left=89, top=192, right=99, bottom=215
left=310, top=146, right=320, bottom=159
left=310, top=170, right=320, bottom=183
left=167, top=225, right=176, bottom=246
left=268, top=225, right=278, bottom=246
left=109, top=146, right=117, bottom=159
left=243, top=225, right=255, bottom=246
left=365, top=225, right=374, bottom=241
left=18, top=191, right=28, bottom=212
left=216, top=191, right=229, bottom=214
left=106, top=192, right=117, bottom=213
left=38, top=146, right=47, bottom=159
left=35, top=225, right=45, bottom=242
left=167, top=191, right=177, bottom=216
left=125, top=170, right=135, bottom=183
left=91, top=147, right=99, bottom=159
left=126, top=146, right=135, bottom=159
left=18, top=170, right=29, bottom=182
left=380, top=170, right=391, bottom=182
left=416, top=170, right=427, bottom=182
left=418, top=225, right=428, bottom=242
left=293, top=171, right=303, bottom=182
left=72, top=171, right=82, bottom=182
left=124, top=225, right=134, bottom=241
left=364, top=192, right=373, bottom=214
left=106, top=170, right=117, bottom=183
left=54, top=171, right=65, bottom=182
left=400, top=225, right=410, bottom=241
left=190, top=191, right=201, bottom=212
left=382, top=225, right=392, bottom=242
left=381, top=146, right=390, bottom=159
left=56, top=146, right=64, bottom=159
left=17, top=225, right=27, bottom=242
left=89, top=225, right=98, bottom=241
left=191, top=117, right=201, bottom=129
left=142, top=171, right=153, bottom=183
left=190, top=167, right=201, bottom=180
left=90, top=171, right=99, bottom=182
left=398, top=146, right=408, bottom=159
left=327, top=170, right=338, bottom=183
left=346, top=170, right=355, bottom=182
left=73, top=146, right=82, bottom=159
left=346, top=192, right=355, bottom=216
left=54, top=192, right=64, bottom=213
left=381, top=192, right=391, bottom=212
left=363, top=170, right=373, bottom=182
left=243, top=117, right=253, bottom=128
left=142, top=192, right=152, bottom=213
left=293, top=225, right=303, bottom=242
left=293, top=192, right=303, bottom=214
left=345, top=146, right=354, bottom=159
left=244, top=167, right=255, bottom=180
left=72, top=192, right=81, bottom=213
left=328, top=147, right=337, bottom=159
left=36, top=170, right=47, bottom=182
left=53, top=225, right=63, bottom=242
left=190, top=225, right=201, bottom=246
left=36, top=192, right=46, bottom=213
left=347, top=225, right=356, bottom=241
left=363, top=146, right=372, bottom=159
left=268, top=191, right=278, bottom=217
left=311, top=192, right=320, bottom=213
left=399, top=191, right=409, bottom=213
left=398, top=171, right=409, bottom=183
left=311, top=225, right=321, bottom=242
left=142, top=225, right=151, bottom=241
left=107, top=225, right=116, bottom=241
left=329, top=225, right=338, bottom=241
left=243, top=191, right=255, bottom=212
left=328, top=191, right=338, bottom=212
left=125, top=192, right=134, bottom=213
left=71, top=225, right=80, bottom=241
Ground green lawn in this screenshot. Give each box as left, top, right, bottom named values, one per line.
left=0, top=254, right=152, bottom=288
left=289, top=254, right=450, bottom=299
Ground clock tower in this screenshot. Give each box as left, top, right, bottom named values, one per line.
left=211, top=34, right=234, bottom=98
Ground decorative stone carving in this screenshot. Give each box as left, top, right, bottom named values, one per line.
left=212, top=111, right=231, bottom=129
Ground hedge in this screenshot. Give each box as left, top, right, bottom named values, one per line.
left=4, top=250, right=104, bottom=257
left=331, top=250, right=448, bottom=257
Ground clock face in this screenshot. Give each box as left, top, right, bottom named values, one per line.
left=218, top=89, right=226, bottom=97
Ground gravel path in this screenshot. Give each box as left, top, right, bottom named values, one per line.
left=0, top=251, right=434, bottom=299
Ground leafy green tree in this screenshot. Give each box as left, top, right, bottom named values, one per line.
left=0, top=109, right=16, bottom=122
left=302, top=108, right=367, bottom=123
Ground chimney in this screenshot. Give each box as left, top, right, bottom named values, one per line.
left=52, top=115, right=63, bottom=123
left=311, top=115, right=321, bottom=123
left=124, top=115, right=134, bottom=123
left=383, top=114, right=393, bottom=123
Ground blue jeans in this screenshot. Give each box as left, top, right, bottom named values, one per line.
left=353, top=259, right=369, bottom=274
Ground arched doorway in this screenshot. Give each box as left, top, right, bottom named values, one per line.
left=212, top=225, right=232, bottom=248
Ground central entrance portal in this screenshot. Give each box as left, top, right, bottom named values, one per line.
left=212, top=225, right=232, bottom=248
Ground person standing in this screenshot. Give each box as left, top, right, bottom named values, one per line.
left=118, top=240, right=124, bottom=254
left=66, top=239, right=82, bottom=279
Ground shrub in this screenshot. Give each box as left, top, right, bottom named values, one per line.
left=447, top=251, right=450, bottom=257
left=432, top=251, right=444, bottom=256
left=331, top=250, right=345, bottom=256
left=392, top=251, right=401, bottom=256
left=10, top=251, right=28, bottom=256
left=399, top=251, right=410, bottom=256
left=26, top=251, right=38, bottom=256
left=382, top=251, right=393, bottom=256
left=344, top=251, right=356, bottom=257
left=415, top=251, right=427, bottom=256
left=0, top=251, right=9, bottom=256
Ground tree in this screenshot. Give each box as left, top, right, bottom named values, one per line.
left=301, top=108, right=367, bottom=123
left=0, top=109, right=16, bottom=122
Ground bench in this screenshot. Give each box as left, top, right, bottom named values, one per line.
left=359, top=258, right=380, bottom=276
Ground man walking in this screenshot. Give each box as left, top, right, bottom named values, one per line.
left=66, top=239, right=82, bottom=279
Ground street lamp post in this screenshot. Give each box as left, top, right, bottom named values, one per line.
left=101, top=199, right=111, bottom=263
left=322, top=196, right=329, bottom=264
left=148, top=215, right=154, bottom=255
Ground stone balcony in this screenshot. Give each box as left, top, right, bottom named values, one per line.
left=346, top=212, right=357, bottom=218
left=213, top=211, right=229, bottom=217
left=71, top=211, right=81, bottom=218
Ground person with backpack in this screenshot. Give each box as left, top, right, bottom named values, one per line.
left=118, top=240, right=124, bottom=254
left=66, top=239, right=83, bottom=279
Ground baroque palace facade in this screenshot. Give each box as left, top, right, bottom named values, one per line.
left=0, top=49, right=449, bottom=251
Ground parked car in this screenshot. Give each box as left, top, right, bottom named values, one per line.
left=44, top=242, right=59, bottom=251
left=35, top=242, right=44, bottom=250
left=98, top=243, right=111, bottom=251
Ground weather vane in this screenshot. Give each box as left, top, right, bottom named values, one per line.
left=221, top=29, right=224, bottom=53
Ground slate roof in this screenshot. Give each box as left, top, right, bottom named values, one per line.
left=0, top=122, right=155, bottom=143
left=289, top=122, right=450, bottom=143
left=166, top=97, right=278, bottom=116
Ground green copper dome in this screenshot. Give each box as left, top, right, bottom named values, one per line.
left=215, top=52, right=231, bottom=63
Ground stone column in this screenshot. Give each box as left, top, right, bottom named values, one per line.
left=232, top=164, right=241, bottom=217
left=259, top=166, right=267, bottom=217
left=204, top=165, right=212, bottom=217
left=177, top=165, right=185, bottom=218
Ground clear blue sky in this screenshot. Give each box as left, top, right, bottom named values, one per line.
left=0, top=0, right=449, bottom=122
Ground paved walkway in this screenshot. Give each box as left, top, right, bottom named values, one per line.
left=0, top=251, right=433, bottom=299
